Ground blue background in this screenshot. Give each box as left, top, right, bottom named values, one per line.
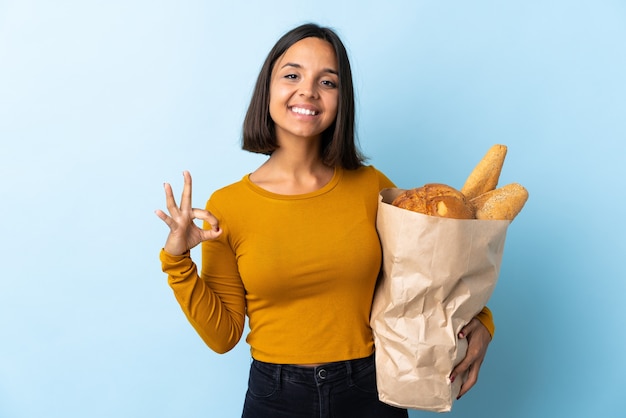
left=1, top=1, right=624, bottom=417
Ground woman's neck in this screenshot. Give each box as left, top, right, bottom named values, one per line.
left=250, top=148, right=335, bottom=195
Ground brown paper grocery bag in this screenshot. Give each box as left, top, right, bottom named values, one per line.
left=371, top=188, right=510, bottom=412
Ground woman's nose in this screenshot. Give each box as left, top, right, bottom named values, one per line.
left=298, top=79, right=319, bottom=98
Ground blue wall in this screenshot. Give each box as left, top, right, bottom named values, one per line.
left=1, top=1, right=624, bottom=417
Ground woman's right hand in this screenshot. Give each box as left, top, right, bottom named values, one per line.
left=155, top=171, right=222, bottom=255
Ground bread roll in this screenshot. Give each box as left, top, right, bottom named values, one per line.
left=392, top=183, right=475, bottom=219
left=461, top=144, right=507, bottom=200
left=471, top=183, right=529, bottom=221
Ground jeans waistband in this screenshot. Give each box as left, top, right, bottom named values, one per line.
left=251, top=354, right=375, bottom=384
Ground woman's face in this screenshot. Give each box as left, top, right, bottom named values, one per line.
left=269, top=37, right=339, bottom=145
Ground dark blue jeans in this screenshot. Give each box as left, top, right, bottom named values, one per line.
left=241, top=354, right=408, bottom=418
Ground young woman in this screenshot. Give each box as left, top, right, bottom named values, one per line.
left=156, top=23, right=494, bottom=418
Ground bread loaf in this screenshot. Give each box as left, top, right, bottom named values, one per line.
left=392, top=183, right=475, bottom=220
left=471, top=183, right=528, bottom=221
left=391, top=144, right=528, bottom=221
left=461, top=144, right=507, bottom=200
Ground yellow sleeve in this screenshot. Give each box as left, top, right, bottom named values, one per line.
left=475, top=306, right=495, bottom=338
left=160, top=248, right=246, bottom=354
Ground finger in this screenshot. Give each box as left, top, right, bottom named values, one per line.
left=180, top=171, right=193, bottom=210
left=163, top=182, right=179, bottom=214
left=451, top=356, right=471, bottom=384
left=200, top=226, right=223, bottom=241
left=457, top=362, right=481, bottom=399
left=193, top=208, right=220, bottom=231
left=191, top=208, right=223, bottom=241
left=154, top=209, right=172, bottom=225
left=451, top=350, right=480, bottom=399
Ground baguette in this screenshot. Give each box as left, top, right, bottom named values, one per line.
left=471, top=183, right=529, bottom=221
left=461, top=144, right=507, bottom=199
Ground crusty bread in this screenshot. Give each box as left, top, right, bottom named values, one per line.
left=461, top=144, right=507, bottom=200
left=471, top=183, right=528, bottom=221
left=392, top=183, right=475, bottom=219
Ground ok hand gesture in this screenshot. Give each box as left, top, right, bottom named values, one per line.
left=155, top=171, right=222, bottom=255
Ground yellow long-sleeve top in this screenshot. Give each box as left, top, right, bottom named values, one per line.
left=160, top=165, right=494, bottom=364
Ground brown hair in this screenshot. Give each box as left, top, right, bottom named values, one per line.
left=242, top=23, right=365, bottom=169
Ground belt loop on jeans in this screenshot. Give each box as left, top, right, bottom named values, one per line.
left=345, top=359, right=353, bottom=386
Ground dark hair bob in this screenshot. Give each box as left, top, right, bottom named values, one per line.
left=242, top=23, right=365, bottom=169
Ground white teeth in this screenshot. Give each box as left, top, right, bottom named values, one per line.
left=291, top=107, right=318, bottom=116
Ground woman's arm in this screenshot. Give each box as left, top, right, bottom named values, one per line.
left=161, top=249, right=245, bottom=354
left=156, top=171, right=245, bottom=353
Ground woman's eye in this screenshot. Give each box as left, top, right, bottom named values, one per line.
left=322, top=80, right=337, bottom=88
left=284, top=74, right=298, bottom=80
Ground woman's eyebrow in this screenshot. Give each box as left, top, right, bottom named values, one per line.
left=281, top=62, right=338, bottom=75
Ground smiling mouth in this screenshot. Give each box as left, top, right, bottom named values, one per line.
left=290, top=106, right=319, bottom=116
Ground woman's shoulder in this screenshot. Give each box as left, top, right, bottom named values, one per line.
left=344, top=165, right=395, bottom=189
left=205, top=176, right=251, bottom=208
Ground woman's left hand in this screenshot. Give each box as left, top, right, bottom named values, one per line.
left=449, top=318, right=492, bottom=399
